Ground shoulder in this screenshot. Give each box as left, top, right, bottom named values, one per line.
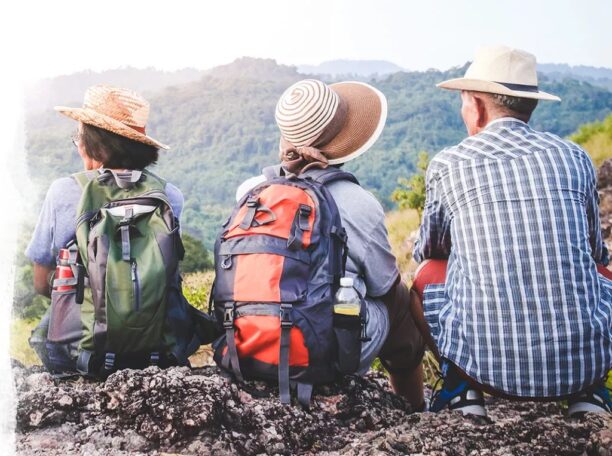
left=164, top=182, right=184, bottom=205
left=327, top=179, right=385, bottom=219
left=42, top=176, right=82, bottom=209
left=236, top=175, right=266, bottom=201
left=48, top=176, right=81, bottom=197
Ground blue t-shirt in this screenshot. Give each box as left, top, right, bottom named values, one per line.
left=26, top=175, right=184, bottom=266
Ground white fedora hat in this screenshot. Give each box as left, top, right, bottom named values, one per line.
left=55, top=85, right=170, bottom=149
left=437, top=45, right=560, bottom=101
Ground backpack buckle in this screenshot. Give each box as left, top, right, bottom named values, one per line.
left=246, top=197, right=259, bottom=208
left=104, top=352, right=116, bottom=371
left=280, top=304, right=293, bottom=328
left=223, top=304, right=235, bottom=329
left=150, top=352, right=160, bottom=366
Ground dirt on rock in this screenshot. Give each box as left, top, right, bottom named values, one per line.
left=13, top=363, right=611, bottom=456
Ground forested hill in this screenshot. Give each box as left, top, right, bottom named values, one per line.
left=24, top=57, right=612, bottom=247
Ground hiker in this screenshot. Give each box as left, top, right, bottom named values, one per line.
left=411, top=45, right=612, bottom=417
left=219, top=79, right=425, bottom=409
left=27, top=85, right=211, bottom=375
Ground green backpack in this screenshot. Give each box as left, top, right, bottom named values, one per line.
left=65, top=168, right=212, bottom=375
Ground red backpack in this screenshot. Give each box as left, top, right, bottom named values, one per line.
left=212, top=166, right=362, bottom=406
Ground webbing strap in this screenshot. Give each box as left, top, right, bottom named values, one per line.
left=287, top=205, right=312, bottom=250
left=279, top=303, right=293, bottom=404
left=52, top=277, right=78, bottom=287
left=76, top=349, right=93, bottom=375
left=120, top=207, right=134, bottom=261
left=224, top=303, right=243, bottom=382
left=240, top=197, right=259, bottom=230
left=239, top=197, right=277, bottom=230
left=297, top=382, right=313, bottom=409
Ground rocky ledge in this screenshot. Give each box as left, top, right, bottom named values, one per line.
left=14, top=363, right=611, bottom=455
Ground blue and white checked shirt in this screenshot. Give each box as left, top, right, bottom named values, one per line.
left=414, top=117, right=612, bottom=398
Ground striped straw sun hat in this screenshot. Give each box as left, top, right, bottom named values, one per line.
left=275, top=79, right=387, bottom=164
left=54, top=85, right=169, bottom=149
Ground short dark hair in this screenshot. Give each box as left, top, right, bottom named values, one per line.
left=485, top=93, right=538, bottom=122
left=80, top=123, right=159, bottom=170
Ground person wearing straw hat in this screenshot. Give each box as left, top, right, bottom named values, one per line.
left=410, top=45, right=612, bottom=417
left=26, top=85, right=185, bottom=369
left=236, top=79, right=426, bottom=410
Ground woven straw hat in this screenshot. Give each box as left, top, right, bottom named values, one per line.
left=275, top=79, right=387, bottom=164
left=437, top=45, right=560, bottom=101
left=55, top=85, right=169, bottom=149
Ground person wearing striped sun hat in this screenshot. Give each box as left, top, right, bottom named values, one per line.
left=236, top=79, right=426, bottom=410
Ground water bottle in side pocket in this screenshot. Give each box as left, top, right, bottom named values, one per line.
left=333, top=277, right=362, bottom=374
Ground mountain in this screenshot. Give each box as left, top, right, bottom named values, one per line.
left=22, top=58, right=612, bottom=249
left=538, top=63, right=612, bottom=90
left=298, top=59, right=405, bottom=78
left=24, top=67, right=205, bottom=113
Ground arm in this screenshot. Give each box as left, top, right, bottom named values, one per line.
left=412, top=170, right=451, bottom=263
left=33, top=263, right=54, bottom=298
left=587, top=178, right=609, bottom=266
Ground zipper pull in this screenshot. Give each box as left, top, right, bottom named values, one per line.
left=131, top=260, right=137, bottom=282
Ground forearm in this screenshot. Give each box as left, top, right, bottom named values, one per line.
left=33, top=263, right=54, bottom=298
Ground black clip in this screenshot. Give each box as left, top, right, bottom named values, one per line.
left=150, top=352, right=160, bottom=366
left=220, top=255, right=233, bottom=270
left=224, top=304, right=235, bottom=329
left=280, top=304, right=293, bottom=328
left=104, top=352, right=116, bottom=371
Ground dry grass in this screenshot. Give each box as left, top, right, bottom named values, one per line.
left=10, top=318, right=40, bottom=367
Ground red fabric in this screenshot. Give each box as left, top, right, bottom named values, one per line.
left=597, top=263, right=612, bottom=280
left=412, top=260, right=612, bottom=298
left=412, top=259, right=447, bottom=298
left=233, top=316, right=309, bottom=366
left=234, top=254, right=283, bottom=302
left=226, top=185, right=316, bottom=247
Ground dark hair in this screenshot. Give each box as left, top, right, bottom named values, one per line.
left=487, top=93, right=539, bottom=122
left=80, top=123, right=159, bottom=169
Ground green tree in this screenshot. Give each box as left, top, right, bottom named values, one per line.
left=181, top=232, right=213, bottom=273
left=391, top=151, right=429, bottom=219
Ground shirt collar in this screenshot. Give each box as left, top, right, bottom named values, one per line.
left=485, top=116, right=527, bottom=130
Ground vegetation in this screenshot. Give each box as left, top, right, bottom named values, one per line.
left=22, top=58, right=612, bottom=251
left=569, top=113, right=612, bottom=166
left=391, top=151, right=429, bottom=219
left=181, top=232, right=214, bottom=273
left=12, top=58, right=612, bottom=383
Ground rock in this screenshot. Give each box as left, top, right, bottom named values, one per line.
left=13, top=363, right=611, bottom=455
left=598, top=159, right=612, bottom=247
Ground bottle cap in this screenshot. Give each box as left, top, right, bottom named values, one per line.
left=339, top=277, right=354, bottom=287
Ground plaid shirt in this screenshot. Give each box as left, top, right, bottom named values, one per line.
left=414, top=118, right=612, bottom=397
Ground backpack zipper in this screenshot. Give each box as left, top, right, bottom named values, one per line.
left=131, top=260, right=141, bottom=311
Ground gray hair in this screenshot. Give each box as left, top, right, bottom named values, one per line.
left=486, top=93, right=539, bottom=120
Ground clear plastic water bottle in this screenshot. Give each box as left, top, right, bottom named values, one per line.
left=334, top=277, right=361, bottom=316
left=333, top=277, right=362, bottom=374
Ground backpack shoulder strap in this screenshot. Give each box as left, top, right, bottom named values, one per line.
left=71, top=170, right=99, bottom=190
left=262, top=165, right=283, bottom=180
left=303, top=167, right=360, bottom=186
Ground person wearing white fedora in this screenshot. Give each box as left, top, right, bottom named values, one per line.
left=234, top=79, right=426, bottom=409
left=410, top=45, right=612, bottom=417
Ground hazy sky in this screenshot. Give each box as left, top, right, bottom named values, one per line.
left=3, top=0, right=611, bottom=82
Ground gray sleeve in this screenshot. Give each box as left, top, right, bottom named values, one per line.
left=164, top=182, right=184, bottom=221
left=362, top=216, right=400, bottom=298
left=25, top=177, right=81, bottom=266
left=363, top=198, right=399, bottom=297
